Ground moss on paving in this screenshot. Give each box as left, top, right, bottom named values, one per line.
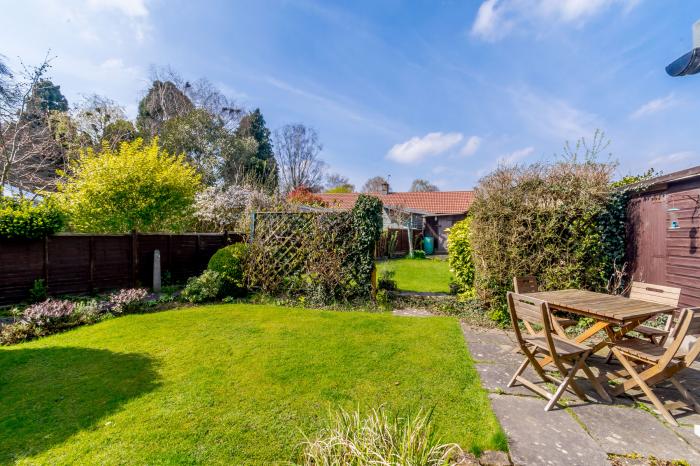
left=0, top=304, right=504, bottom=464
left=377, top=257, right=453, bottom=293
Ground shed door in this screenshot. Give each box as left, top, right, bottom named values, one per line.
left=628, top=192, right=667, bottom=284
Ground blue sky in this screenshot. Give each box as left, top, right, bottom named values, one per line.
left=1, top=0, right=698, bottom=191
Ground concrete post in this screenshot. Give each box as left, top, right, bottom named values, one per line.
left=153, top=249, right=161, bottom=293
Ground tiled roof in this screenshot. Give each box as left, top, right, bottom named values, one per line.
left=316, top=191, right=474, bottom=215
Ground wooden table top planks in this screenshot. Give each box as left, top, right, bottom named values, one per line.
left=526, top=289, right=676, bottom=325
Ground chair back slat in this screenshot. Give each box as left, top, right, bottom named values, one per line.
left=680, top=308, right=700, bottom=366
left=661, top=308, right=696, bottom=367
left=509, top=292, right=545, bottom=325
left=513, top=276, right=538, bottom=294
left=629, top=281, right=681, bottom=307
left=507, top=292, right=556, bottom=353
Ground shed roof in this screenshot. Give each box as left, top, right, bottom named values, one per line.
left=627, top=165, right=700, bottom=192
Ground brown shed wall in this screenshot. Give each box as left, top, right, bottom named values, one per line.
left=627, top=178, right=700, bottom=307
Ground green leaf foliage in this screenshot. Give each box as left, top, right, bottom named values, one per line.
left=0, top=196, right=64, bottom=240
left=181, top=270, right=225, bottom=303
left=446, top=217, right=475, bottom=296
left=207, top=243, right=249, bottom=295
left=350, top=194, right=383, bottom=297
left=469, top=158, right=630, bottom=325
left=57, top=138, right=201, bottom=233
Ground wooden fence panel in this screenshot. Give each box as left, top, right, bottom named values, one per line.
left=0, top=239, right=44, bottom=304
left=47, top=236, right=91, bottom=295
left=92, top=236, right=131, bottom=292
left=0, top=232, right=242, bottom=305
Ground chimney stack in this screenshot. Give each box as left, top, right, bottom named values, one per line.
left=380, top=181, right=389, bottom=195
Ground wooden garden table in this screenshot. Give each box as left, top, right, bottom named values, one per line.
left=525, top=289, right=677, bottom=356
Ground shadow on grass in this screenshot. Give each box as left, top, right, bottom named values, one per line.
left=0, top=347, right=159, bottom=463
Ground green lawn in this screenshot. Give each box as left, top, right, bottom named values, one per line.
left=378, top=257, right=453, bottom=293
left=0, top=304, right=504, bottom=464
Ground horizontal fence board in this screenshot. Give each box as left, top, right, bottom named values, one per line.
left=0, top=232, right=243, bottom=305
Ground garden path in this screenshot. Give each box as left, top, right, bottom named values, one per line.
left=461, top=324, right=700, bottom=466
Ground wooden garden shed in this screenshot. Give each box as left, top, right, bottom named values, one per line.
left=626, top=165, right=700, bottom=307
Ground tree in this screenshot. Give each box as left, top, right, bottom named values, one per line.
left=362, top=176, right=390, bottom=193
left=102, top=119, right=138, bottom=148
left=148, top=67, right=243, bottom=129
left=325, top=173, right=354, bottom=193
left=160, top=108, right=227, bottom=185
left=57, top=138, right=201, bottom=232
left=0, top=58, right=63, bottom=196
left=286, top=186, right=328, bottom=207
left=136, top=80, right=193, bottom=137
left=27, top=79, right=68, bottom=116
left=233, top=109, right=278, bottom=190
left=0, top=55, right=13, bottom=102
left=275, top=124, right=325, bottom=192
left=74, top=94, right=126, bottom=144
left=410, top=178, right=439, bottom=192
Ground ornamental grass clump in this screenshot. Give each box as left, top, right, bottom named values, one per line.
left=299, top=407, right=461, bottom=466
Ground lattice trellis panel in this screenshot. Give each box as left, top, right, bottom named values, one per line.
left=246, top=211, right=355, bottom=297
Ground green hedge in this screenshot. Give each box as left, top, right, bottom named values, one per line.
left=0, top=197, right=64, bottom=240
left=208, top=243, right=249, bottom=295
left=468, top=158, right=625, bottom=325
left=446, top=217, right=475, bottom=296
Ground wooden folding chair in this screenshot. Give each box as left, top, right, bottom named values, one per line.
left=610, top=307, right=700, bottom=426
left=628, top=281, right=682, bottom=345
left=512, top=276, right=576, bottom=329
left=507, top=292, right=612, bottom=411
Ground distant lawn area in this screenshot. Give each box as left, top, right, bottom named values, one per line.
left=0, top=304, right=504, bottom=464
left=377, top=257, right=453, bottom=293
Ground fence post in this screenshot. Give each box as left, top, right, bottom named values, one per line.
left=130, top=229, right=138, bottom=287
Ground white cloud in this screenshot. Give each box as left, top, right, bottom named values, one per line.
left=498, top=146, right=534, bottom=165
left=87, top=0, right=149, bottom=17
left=460, top=136, right=482, bottom=156
left=471, top=0, right=513, bottom=42
left=630, top=94, right=676, bottom=119
left=470, top=0, right=637, bottom=41
left=387, top=132, right=464, bottom=163
left=648, top=151, right=694, bottom=167
left=511, top=88, right=600, bottom=141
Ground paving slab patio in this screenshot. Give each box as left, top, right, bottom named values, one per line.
left=489, top=393, right=609, bottom=466
left=461, top=324, right=700, bottom=465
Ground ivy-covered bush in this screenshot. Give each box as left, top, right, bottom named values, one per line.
left=0, top=196, right=64, bottom=240
left=208, top=243, right=249, bottom=295
left=469, top=142, right=626, bottom=325
left=349, top=194, right=383, bottom=298
left=181, top=270, right=225, bottom=303
left=446, top=217, right=475, bottom=297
